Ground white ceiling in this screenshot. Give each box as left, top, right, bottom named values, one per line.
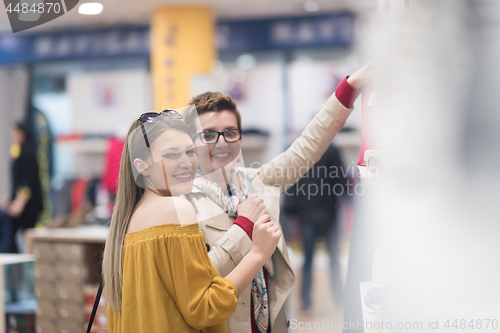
left=0, top=0, right=376, bottom=34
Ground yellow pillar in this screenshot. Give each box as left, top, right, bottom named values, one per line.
left=151, top=6, right=215, bottom=110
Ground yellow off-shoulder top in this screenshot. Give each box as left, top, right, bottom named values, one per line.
left=107, top=223, right=238, bottom=333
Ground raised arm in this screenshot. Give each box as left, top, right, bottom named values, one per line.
left=258, top=62, right=371, bottom=192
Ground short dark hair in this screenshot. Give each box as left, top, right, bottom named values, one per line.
left=14, top=121, right=32, bottom=143
left=189, top=92, right=242, bottom=130
left=14, top=121, right=29, bottom=134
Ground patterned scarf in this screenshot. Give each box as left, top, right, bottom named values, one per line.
left=194, top=169, right=275, bottom=333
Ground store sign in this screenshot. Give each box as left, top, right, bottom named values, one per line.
left=0, top=27, right=150, bottom=64
left=33, top=29, right=150, bottom=58
left=217, top=13, right=354, bottom=52
left=0, top=13, right=354, bottom=64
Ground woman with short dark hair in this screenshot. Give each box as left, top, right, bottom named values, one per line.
left=185, top=63, right=371, bottom=333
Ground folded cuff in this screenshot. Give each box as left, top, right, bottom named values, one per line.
left=233, top=216, right=254, bottom=240
left=335, top=75, right=360, bottom=109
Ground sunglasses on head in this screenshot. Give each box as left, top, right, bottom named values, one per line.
left=137, top=109, right=183, bottom=123
left=137, top=109, right=184, bottom=163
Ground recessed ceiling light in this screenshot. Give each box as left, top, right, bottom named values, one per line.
left=304, top=1, right=320, bottom=12
left=78, top=2, right=103, bottom=15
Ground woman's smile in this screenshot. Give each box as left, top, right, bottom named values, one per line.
left=172, top=172, right=193, bottom=182
left=211, top=151, right=232, bottom=161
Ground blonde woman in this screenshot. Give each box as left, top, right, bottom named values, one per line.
left=102, top=110, right=281, bottom=333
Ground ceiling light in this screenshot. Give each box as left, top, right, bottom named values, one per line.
left=304, top=1, right=320, bottom=12
left=78, top=3, right=103, bottom=15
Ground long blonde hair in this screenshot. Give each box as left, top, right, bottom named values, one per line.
left=102, top=118, right=192, bottom=311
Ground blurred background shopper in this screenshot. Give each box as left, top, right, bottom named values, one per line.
left=284, top=143, right=348, bottom=312
left=3, top=122, right=43, bottom=253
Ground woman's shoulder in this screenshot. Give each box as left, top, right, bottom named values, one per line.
left=146, top=196, right=197, bottom=226
left=162, top=196, right=197, bottom=225
left=128, top=196, right=197, bottom=233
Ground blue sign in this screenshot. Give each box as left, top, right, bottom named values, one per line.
left=0, top=26, right=150, bottom=64
left=0, top=13, right=354, bottom=64
left=218, top=13, right=354, bottom=52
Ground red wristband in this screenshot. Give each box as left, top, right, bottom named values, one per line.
left=335, top=75, right=361, bottom=109
left=233, top=216, right=254, bottom=240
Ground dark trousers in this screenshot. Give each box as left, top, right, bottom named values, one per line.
left=10, top=211, right=39, bottom=253
left=0, top=210, right=12, bottom=253
left=10, top=220, right=22, bottom=253
left=300, top=209, right=343, bottom=309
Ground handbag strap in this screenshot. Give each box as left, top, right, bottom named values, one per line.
left=86, top=279, right=104, bottom=333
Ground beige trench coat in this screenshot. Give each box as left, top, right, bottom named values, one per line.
left=184, top=93, right=353, bottom=333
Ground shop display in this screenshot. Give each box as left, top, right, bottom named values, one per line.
left=31, top=239, right=104, bottom=333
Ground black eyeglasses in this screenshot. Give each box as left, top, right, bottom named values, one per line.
left=137, top=109, right=183, bottom=123
left=196, top=129, right=242, bottom=144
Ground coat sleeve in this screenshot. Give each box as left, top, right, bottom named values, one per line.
left=207, top=224, right=253, bottom=278
left=157, top=233, right=238, bottom=330
left=182, top=193, right=253, bottom=278
left=257, top=93, right=353, bottom=193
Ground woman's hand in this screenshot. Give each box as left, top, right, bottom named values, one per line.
left=250, top=214, right=282, bottom=265
left=2, top=194, right=10, bottom=211
left=237, top=194, right=267, bottom=223
left=9, top=191, right=29, bottom=218
left=9, top=197, right=25, bottom=218
left=347, top=61, right=373, bottom=89
left=226, top=213, right=281, bottom=296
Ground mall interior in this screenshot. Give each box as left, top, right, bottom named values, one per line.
left=1, top=0, right=500, bottom=333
